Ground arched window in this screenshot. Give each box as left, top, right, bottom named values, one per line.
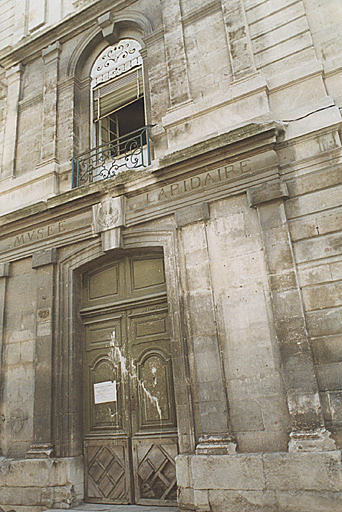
left=72, top=38, right=149, bottom=188
left=91, top=39, right=145, bottom=148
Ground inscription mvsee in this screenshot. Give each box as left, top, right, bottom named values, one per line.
left=13, top=220, right=66, bottom=247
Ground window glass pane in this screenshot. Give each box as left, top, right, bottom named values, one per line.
left=116, top=98, right=145, bottom=139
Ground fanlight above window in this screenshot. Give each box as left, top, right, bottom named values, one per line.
left=91, top=39, right=143, bottom=86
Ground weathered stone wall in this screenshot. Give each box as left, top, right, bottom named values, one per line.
left=0, top=0, right=341, bottom=210
left=0, top=1, right=341, bottom=511
left=0, top=258, right=35, bottom=458
left=282, top=132, right=342, bottom=439
left=303, top=0, right=342, bottom=72
left=246, top=0, right=317, bottom=78
left=0, top=0, right=13, bottom=50
left=0, top=126, right=341, bottom=511
left=182, top=7, right=232, bottom=102
left=0, top=457, right=84, bottom=511
left=177, top=451, right=342, bottom=512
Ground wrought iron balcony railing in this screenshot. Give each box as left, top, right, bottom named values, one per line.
left=71, top=125, right=152, bottom=188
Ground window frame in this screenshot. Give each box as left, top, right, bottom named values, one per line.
left=90, top=39, right=146, bottom=150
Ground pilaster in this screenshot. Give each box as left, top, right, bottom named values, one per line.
left=57, top=76, right=79, bottom=182
left=26, top=249, right=57, bottom=459
left=49, top=0, right=62, bottom=27
left=0, top=262, right=10, bottom=386
left=160, top=0, right=191, bottom=108
left=13, top=0, right=27, bottom=41
left=39, top=42, right=62, bottom=169
left=176, top=203, right=236, bottom=455
left=0, top=263, right=10, bottom=456
left=28, top=0, right=46, bottom=33
left=1, top=64, right=23, bottom=179
left=220, top=0, right=256, bottom=79
left=248, top=181, right=336, bottom=452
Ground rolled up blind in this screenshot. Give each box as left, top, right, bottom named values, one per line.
left=93, top=67, right=143, bottom=121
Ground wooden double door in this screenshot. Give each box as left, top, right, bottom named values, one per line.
left=81, top=252, right=178, bottom=505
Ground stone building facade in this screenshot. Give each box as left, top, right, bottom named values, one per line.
left=0, top=0, right=342, bottom=511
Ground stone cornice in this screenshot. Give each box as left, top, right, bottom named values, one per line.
left=181, top=0, right=221, bottom=27
left=0, top=0, right=144, bottom=69
left=0, top=120, right=284, bottom=234
left=19, top=93, right=43, bottom=111
left=0, top=121, right=285, bottom=263
left=159, top=120, right=285, bottom=170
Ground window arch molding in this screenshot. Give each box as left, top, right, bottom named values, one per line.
left=68, top=14, right=152, bottom=157
left=68, top=11, right=152, bottom=79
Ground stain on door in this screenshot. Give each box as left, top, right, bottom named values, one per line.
left=81, top=252, right=178, bottom=505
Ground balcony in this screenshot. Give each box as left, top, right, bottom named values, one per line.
left=71, top=125, right=152, bottom=189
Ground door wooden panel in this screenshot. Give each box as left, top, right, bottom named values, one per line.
left=83, top=314, right=128, bottom=435
left=81, top=253, right=178, bottom=505
left=134, top=350, right=176, bottom=430
left=133, top=436, right=178, bottom=505
left=85, top=438, right=132, bottom=503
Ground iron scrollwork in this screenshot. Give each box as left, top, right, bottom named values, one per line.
left=72, top=125, right=152, bottom=188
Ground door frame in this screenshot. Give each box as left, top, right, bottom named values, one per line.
left=53, top=228, right=196, bottom=481
left=81, top=254, right=178, bottom=504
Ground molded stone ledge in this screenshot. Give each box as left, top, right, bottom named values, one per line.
left=288, top=428, right=336, bottom=453
left=160, top=121, right=284, bottom=170
left=175, top=203, right=210, bottom=228
left=195, top=434, right=237, bottom=456
left=285, top=105, right=342, bottom=142
left=0, top=171, right=58, bottom=217
left=162, top=74, right=268, bottom=130
left=247, top=181, right=289, bottom=207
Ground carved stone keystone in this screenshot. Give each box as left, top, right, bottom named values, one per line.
left=93, top=196, right=126, bottom=251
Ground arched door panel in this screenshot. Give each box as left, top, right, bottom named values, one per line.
left=81, top=253, right=177, bottom=505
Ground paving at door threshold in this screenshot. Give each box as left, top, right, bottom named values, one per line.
left=45, top=504, right=179, bottom=512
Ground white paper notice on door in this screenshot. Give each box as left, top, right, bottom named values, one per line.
left=94, top=380, right=117, bottom=404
